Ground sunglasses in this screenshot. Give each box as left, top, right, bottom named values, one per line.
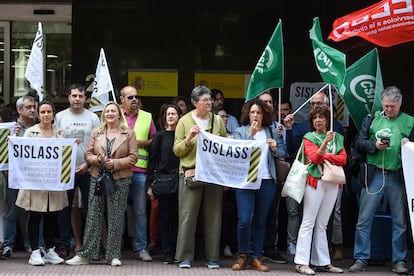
left=126, top=95, right=139, bottom=100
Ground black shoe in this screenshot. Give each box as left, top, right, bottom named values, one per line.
left=163, top=255, right=174, bottom=264
left=0, top=247, right=12, bottom=260
left=263, top=252, right=288, bottom=264
left=56, top=247, right=70, bottom=259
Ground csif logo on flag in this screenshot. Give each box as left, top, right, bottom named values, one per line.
left=254, top=45, right=276, bottom=76
left=338, top=48, right=383, bottom=130
left=310, top=17, right=346, bottom=88
left=348, top=74, right=376, bottom=111
left=313, top=48, right=335, bottom=76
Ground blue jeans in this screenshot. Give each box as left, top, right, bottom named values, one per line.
left=3, top=187, right=20, bottom=249
left=128, top=172, right=148, bottom=252
left=235, top=179, right=276, bottom=257
left=57, top=172, right=91, bottom=248
left=353, top=169, right=407, bottom=263
left=3, top=187, right=30, bottom=249
left=263, top=185, right=281, bottom=255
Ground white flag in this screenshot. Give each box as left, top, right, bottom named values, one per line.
left=25, top=22, right=44, bottom=102
left=89, top=48, right=114, bottom=112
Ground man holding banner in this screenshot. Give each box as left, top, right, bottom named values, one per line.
left=350, top=86, right=414, bottom=274
left=1, top=95, right=37, bottom=260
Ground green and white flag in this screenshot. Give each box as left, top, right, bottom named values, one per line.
left=310, top=17, right=346, bottom=88
left=339, top=48, right=383, bottom=130
left=245, top=19, right=284, bottom=102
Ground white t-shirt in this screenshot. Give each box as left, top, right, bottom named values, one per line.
left=55, top=108, right=101, bottom=166
left=254, top=129, right=271, bottom=179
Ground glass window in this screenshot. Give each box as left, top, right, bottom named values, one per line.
left=11, top=21, right=71, bottom=101
left=0, top=26, right=4, bottom=98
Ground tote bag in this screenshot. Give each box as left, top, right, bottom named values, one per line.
left=281, top=142, right=308, bottom=204
left=321, top=160, right=346, bottom=184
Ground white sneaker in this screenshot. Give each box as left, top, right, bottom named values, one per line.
left=28, top=249, right=45, bottom=266
left=44, top=247, right=64, bottom=264
left=111, top=258, right=122, bottom=266
left=65, top=255, right=90, bottom=265
left=224, top=245, right=232, bottom=257
left=138, top=249, right=152, bottom=261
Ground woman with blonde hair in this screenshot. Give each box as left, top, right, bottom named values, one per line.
left=66, top=102, right=137, bottom=266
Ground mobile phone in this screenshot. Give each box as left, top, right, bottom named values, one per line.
left=381, top=137, right=390, bottom=145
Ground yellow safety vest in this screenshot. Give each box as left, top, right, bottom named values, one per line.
left=122, top=109, right=152, bottom=169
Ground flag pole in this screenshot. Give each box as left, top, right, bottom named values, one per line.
left=328, top=84, right=333, bottom=131
left=110, top=81, right=117, bottom=104
left=292, top=83, right=329, bottom=116
left=278, top=88, right=282, bottom=125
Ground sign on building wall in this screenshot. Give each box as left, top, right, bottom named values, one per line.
left=194, top=71, right=250, bottom=99
left=128, top=69, right=178, bottom=97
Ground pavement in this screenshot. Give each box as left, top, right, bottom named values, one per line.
left=0, top=247, right=410, bottom=275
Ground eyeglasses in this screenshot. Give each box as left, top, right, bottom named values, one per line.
left=219, top=114, right=229, bottom=118
left=199, top=98, right=213, bottom=103
left=126, top=95, right=139, bottom=100
left=311, top=101, right=324, bottom=106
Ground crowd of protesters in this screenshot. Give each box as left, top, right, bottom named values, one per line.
left=0, top=84, right=413, bottom=275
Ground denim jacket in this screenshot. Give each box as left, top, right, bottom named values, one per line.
left=233, top=125, right=287, bottom=183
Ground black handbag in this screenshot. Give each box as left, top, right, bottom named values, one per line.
left=152, top=171, right=178, bottom=195
left=269, top=127, right=290, bottom=185
left=94, top=161, right=117, bottom=196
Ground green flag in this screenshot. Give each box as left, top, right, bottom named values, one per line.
left=310, top=17, right=346, bottom=88
left=245, top=19, right=284, bottom=102
left=339, top=48, right=384, bottom=130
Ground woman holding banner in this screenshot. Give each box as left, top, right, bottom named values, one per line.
left=66, top=102, right=137, bottom=267
left=231, top=99, right=286, bottom=272
left=15, top=100, right=67, bottom=266
left=293, top=105, right=346, bottom=275
left=173, top=85, right=227, bottom=269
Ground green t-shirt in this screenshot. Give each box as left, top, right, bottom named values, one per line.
left=367, top=111, right=414, bottom=171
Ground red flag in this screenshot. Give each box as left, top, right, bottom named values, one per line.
left=328, top=0, right=414, bottom=47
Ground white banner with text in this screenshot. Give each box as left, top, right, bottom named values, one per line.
left=0, top=122, right=17, bottom=171
left=8, top=137, right=78, bottom=191
left=402, top=142, right=414, bottom=240
left=195, top=130, right=268, bottom=190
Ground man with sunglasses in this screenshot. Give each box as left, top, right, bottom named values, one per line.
left=120, top=86, right=156, bottom=262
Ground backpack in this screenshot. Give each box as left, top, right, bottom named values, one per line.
left=346, top=115, right=375, bottom=177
